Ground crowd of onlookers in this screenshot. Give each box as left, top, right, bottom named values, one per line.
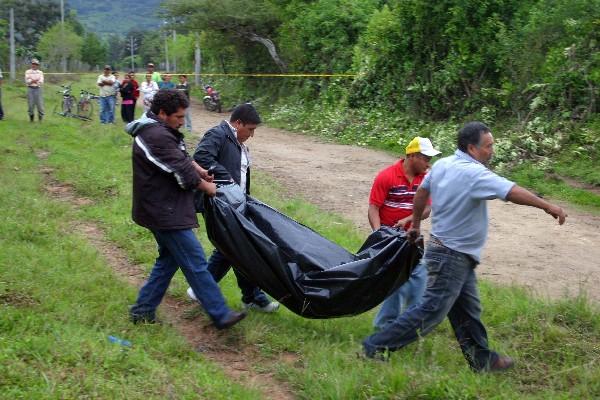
left=1, top=59, right=193, bottom=130
left=98, top=62, right=192, bottom=129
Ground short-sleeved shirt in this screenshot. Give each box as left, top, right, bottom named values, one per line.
left=97, top=74, right=116, bottom=97
left=159, top=81, right=175, bottom=90
left=369, top=159, right=428, bottom=228
left=421, top=149, right=515, bottom=262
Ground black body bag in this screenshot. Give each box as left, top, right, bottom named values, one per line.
left=203, top=185, right=422, bottom=318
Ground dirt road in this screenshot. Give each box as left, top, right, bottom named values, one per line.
left=190, top=105, right=600, bottom=303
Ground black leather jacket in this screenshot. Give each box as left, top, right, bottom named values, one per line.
left=193, top=120, right=250, bottom=212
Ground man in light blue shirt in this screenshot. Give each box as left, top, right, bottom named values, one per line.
left=362, top=121, right=567, bottom=372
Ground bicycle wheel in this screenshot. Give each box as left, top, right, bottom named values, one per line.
left=77, top=99, right=93, bottom=120
left=53, top=102, right=65, bottom=116
left=63, top=96, right=76, bottom=115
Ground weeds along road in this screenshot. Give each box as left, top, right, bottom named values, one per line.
left=190, top=103, right=600, bottom=303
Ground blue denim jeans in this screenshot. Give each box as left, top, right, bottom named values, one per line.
left=130, top=229, right=230, bottom=323
left=207, top=249, right=269, bottom=305
left=363, top=240, right=498, bottom=371
left=373, top=261, right=427, bottom=330
left=99, top=95, right=115, bottom=124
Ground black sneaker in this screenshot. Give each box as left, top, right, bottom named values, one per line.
left=130, top=312, right=157, bottom=325
left=214, top=311, right=246, bottom=330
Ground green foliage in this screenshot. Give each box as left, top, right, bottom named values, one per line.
left=350, top=0, right=527, bottom=117
left=0, top=0, right=61, bottom=55
left=37, top=22, right=84, bottom=69
left=278, top=0, right=379, bottom=73
left=80, top=32, right=108, bottom=69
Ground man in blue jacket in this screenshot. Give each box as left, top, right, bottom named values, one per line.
left=127, top=89, right=246, bottom=329
left=187, top=103, right=280, bottom=313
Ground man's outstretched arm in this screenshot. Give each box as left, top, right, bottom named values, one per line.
left=506, top=185, right=567, bottom=225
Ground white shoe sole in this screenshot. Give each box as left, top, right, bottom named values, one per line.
left=186, top=287, right=198, bottom=302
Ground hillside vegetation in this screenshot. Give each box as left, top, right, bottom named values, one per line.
left=165, top=0, right=600, bottom=202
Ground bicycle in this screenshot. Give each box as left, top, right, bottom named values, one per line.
left=54, top=84, right=76, bottom=117
left=76, top=90, right=99, bottom=121
left=54, top=85, right=98, bottom=121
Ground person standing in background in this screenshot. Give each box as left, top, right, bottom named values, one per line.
left=97, top=65, right=117, bottom=124
left=140, top=73, right=159, bottom=113
left=176, top=74, right=191, bottom=131
left=120, top=71, right=139, bottom=123
left=110, top=71, right=121, bottom=123
left=25, top=59, right=44, bottom=122
left=159, top=74, right=175, bottom=90
left=146, top=63, right=162, bottom=84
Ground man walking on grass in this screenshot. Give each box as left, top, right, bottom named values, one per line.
left=362, top=121, right=567, bottom=372
left=369, top=137, right=440, bottom=331
left=186, top=103, right=280, bottom=313
left=127, top=89, right=245, bottom=330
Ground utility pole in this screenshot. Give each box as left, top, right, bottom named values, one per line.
left=164, top=35, right=170, bottom=72
left=194, top=32, right=201, bottom=86
left=172, top=29, right=177, bottom=73
left=60, top=0, right=67, bottom=73
left=9, top=8, right=15, bottom=81
left=127, top=36, right=137, bottom=72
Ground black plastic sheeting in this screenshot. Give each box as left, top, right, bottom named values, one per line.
left=202, top=185, right=422, bottom=319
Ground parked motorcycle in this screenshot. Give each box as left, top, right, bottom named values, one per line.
left=203, top=85, right=222, bottom=113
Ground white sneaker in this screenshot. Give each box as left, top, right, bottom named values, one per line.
left=242, top=300, right=280, bottom=313
left=186, top=287, right=198, bottom=302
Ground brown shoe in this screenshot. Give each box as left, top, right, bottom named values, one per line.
left=488, top=355, right=514, bottom=372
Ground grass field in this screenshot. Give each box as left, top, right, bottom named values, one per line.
left=1, top=79, right=599, bottom=399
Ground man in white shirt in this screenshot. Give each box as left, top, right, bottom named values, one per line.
left=188, top=104, right=280, bottom=313
left=97, top=65, right=116, bottom=124
left=140, top=73, right=159, bottom=113
left=25, top=59, right=44, bottom=122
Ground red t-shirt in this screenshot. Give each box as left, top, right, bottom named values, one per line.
left=369, top=159, right=428, bottom=229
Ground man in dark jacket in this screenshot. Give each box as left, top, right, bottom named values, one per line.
left=187, top=103, right=280, bottom=313
left=127, top=89, right=245, bottom=329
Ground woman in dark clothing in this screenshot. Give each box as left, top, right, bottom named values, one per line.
left=120, top=71, right=139, bottom=122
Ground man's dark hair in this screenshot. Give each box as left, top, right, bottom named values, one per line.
left=230, top=103, right=261, bottom=125
left=150, top=89, right=189, bottom=115
left=457, top=121, right=490, bottom=152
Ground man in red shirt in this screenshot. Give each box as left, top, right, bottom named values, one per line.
left=368, top=137, right=441, bottom=330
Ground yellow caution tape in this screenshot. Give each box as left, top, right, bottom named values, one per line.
left=43, top=72, right=356, bottom=78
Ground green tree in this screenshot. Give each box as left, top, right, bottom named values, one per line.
left=37, top=23, right=83, bottom=70
left=350, top=0, right=527, bottom=117
left=81, top=32, right=108, bottom=70
left=278, top=0, right=379, bottom=73
left=163, top=0, right=288, bottom=71
left=137, top=31, right=163, bottom=67
left=0, top=0, right=62, bottom=55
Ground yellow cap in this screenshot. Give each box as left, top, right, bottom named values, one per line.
left=405, top=137, right=441, bottom=157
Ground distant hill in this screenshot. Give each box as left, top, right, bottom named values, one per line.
left=68, top=0, right=163, bottom=36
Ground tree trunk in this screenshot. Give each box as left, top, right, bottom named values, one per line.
left=247, top=33, right=287, bottom=72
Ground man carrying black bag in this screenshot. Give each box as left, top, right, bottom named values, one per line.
left=187, top=103, right=280, bottom=313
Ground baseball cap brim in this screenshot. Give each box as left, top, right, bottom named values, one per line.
left=421, top=148, right=442, bottom=157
